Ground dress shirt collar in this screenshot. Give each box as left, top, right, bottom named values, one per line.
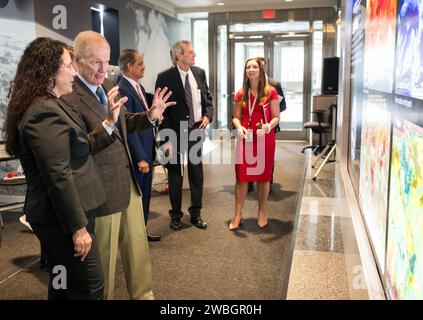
left=122, top=74, right=141, bottom=90
left=177, top=65, right=192, bottom=82
left=77, top=73, right=102, bottom=96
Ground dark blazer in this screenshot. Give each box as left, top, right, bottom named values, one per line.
left=155, top=65, right=213, bottom=138
left=17, top=97, right=115, bottom=234
left=268, top=77, right=286, bottom=113
left=61, top=77, right=155, bottom=216
left=268, top=77, right=286, bottom=133
left=155, top=65, right=214, bottom=172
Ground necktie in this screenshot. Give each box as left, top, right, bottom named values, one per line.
left=96, top=86, right=108, bottom=114
left=184, top=73, right=195, bottom=128
left=136, top=84, right=156, bottom=137
left=136, top=84, right=149, bottom=111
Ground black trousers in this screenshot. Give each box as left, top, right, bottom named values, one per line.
left=32, top=213, right=104, bottom=300
left=168, top=129, right=204, bottom=220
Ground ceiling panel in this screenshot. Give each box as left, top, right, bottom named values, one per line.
left=140, top=0, right=337, bottom=15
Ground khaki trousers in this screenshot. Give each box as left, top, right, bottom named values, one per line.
left=95, top=182, right=154, bottom=300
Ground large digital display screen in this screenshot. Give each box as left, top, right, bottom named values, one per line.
left=348, top=0, right=423, bottom=299
left=363, top=0, right=397, bottom=93
left=358, top=99, right=391, bottom=269
left=395, top=0, right=423, bottom=99
left=386, top=119, right=423, bottom=300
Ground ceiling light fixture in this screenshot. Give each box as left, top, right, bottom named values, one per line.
left=217, top=2, right=225, bottom=5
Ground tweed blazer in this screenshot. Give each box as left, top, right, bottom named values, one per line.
left=61, top=77, right=155, bottom=216
left=17, top=97, right=115, bottom=234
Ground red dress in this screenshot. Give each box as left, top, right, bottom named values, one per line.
left=235, top=88, right=278, bottom=182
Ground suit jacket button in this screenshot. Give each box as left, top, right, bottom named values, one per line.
left=126, top=164, right=130, bottom=168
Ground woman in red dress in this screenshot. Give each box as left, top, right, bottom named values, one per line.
left=230, top=58, right=280, bottom=230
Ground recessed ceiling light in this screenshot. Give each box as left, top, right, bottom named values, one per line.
left=285, top=0, right=293, bottom=2
left=217, top=2, right=225, bottom=5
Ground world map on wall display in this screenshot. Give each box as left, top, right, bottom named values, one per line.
left=395, top=0, right=423, bottom=99
left=349, top=0, right=367, bottom=183
left=358, top=99, right=391, bottom=270
left=350, top=0, right=423, bottom=299
left=363, top=0, right=397, bottom=93
left=386, top=119, right=423, bottom=300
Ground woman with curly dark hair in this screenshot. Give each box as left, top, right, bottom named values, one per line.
left=3, top=37, right=127, bottom=299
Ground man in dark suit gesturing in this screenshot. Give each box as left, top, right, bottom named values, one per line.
left=117, top=49, right=160, bottom=242
left=62, top=31, right=174, bottom=299
left=155, top=40, right=214, bottom=231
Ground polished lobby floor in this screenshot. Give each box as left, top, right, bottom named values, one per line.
left=286, top=152, right=369, bottom=299
left=0, top=140, right=369, bottom=299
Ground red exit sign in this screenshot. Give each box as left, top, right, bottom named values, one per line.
left=262, top=9, right=275, bottom=19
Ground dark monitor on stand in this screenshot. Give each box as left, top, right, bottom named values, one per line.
left=322, top=57, right=339, bottom=95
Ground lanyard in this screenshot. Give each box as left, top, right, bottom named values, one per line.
left=247, top=89, right=257, bottom=127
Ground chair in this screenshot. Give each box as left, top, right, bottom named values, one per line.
left=301, top=109, right=330, bottom=155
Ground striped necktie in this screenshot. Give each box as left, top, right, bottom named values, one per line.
left=184, top=73, right=195, bottom=128
left=96, top=86, right=108, bottom=114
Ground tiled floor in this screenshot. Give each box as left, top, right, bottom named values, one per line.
left=286, top=152, right=369, bottom=300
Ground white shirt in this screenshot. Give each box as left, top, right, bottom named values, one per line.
left=77, top=73, right=156, bottom=133
left=122, top=75, right=149, bottom=111
left=77, top=74, right=114, bottom=135
left=177, top=65, right=202, bottom=123
left=77, top=73, right=100, bottom=98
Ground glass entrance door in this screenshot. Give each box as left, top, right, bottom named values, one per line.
left=230, top=40, right=265, bottom=121
left=229, top=35, right=309, bottom=140
left=272, top=37, right=309, bottom=140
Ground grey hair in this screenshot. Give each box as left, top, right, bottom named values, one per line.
left=170, top=40, right=191, bottom=66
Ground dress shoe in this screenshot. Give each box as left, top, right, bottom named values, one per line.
left=170, top=219, right=182, bottom=231
left=229, top=218, right=243, bottom=231
left=258, top=213, right=268, bottom=228
left=147, top=233, right=161, bottom=241
left=258, top=221, right=268, bottom=229
left=190, top=216, right=207, bottom=229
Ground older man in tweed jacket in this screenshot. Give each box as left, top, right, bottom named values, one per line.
left=62, top=31, right=174, bottom=300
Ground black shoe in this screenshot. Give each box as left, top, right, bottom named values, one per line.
left=190, top=216, right=207, bottom=229
left=248, top=182, right=254, bottom=192
left=170, top=219, right=182, bottom=231
left=147, top=233, right=161, bottom=241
